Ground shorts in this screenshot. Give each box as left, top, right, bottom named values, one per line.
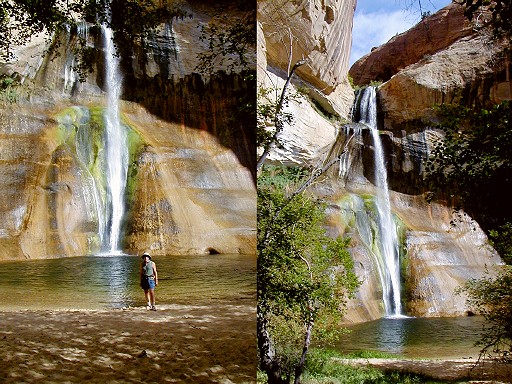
left=141, top=276, right=156, bottom=290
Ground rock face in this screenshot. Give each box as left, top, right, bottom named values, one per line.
left=317, top=125, right=502, bottom=323
left=0, top=1, right=256, bottom=259
left=338, top=192, right=501, bottom=322
left=259, top=0, right=355, bottom=96
left=331, top=4, right=510, bottom=321
left=357, top=3, right=510, bottom=197
left=258, top=0, right=356, bottom=166
left=349, top=2, right=511, bottom=133
left=349, top=3, right=474, bottom=87
left=379, top=34, right=510, bottom=132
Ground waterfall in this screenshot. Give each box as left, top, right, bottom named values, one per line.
left=357, top=86, right=403, bottom=317
left=73, top=107, right=106, bottom=246
left=102, top=25, right=129, bottom=254
left=64, top=21, right=89, bottom=94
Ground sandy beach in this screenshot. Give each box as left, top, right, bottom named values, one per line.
left=0, top=303, right=256, bottom=383
left=338, top=357, right=512, bottom=382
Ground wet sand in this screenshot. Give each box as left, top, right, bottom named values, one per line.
left=0, top=303, right=256, bottom=383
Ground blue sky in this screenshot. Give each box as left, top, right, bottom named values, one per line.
left=350, top=0, right=452, bottom=65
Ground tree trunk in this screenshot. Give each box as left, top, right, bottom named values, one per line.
left=257, top=311, right=289, bottom=384
left=293, top=312, right=314, bottom=384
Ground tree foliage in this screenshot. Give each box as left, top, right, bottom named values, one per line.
left=428, top=100, right=512, bottom=363
left=0, top=0, right=80, bottom=61
left=489, top=222, right=512, bottom=265
left=459, top=266, right=512, bottom=362
left=454, top=0, right=512, bottom=39
left=426, top=101, right=512, bottom=231
left=195, top=1, right=255, bottom=75
left=256, top=60, right=306, bottom=170
left=258, top=166, right=359, bottom=384
left=0, top=0, right=186, bottom=79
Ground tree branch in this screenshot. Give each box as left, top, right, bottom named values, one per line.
left=275, top=130, right=356, bottom=218
left=257, top=58, right=307, bottom=170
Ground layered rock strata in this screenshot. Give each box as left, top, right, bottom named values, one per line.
left=317, top=125, right=502, bottom=322
left=258, top=0, right=356, bottom=166
left=334, top=4, right=510, bottom=320
left=349, top=3, right=473, bottom=87
left=0, top=1, right=256, bottom=259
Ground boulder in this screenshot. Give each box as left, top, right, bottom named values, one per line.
left=379, top=34, right=510, bottom=131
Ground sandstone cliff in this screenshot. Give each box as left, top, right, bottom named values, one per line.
left=350, top=2, right=511, bottom=133
left=0, top=1, right=256, bottom=259
left=332, top=3, right=510, bottom=321
left=349, top=3, right=474, bottom=87
left=257, top=0, right=356, bottom=166
left=316, top=122, right=502, bottom=322
left=352, top=2, right=511, bottom=195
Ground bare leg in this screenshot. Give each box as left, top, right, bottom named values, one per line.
left=149, top=288, right=156, bottom=307
left=144, top=289, right=150, bottom=307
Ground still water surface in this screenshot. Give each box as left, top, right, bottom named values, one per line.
left=0, top=254, right=256, bottom=310
left=1, top=254, right=484, bottom=359
left=336, top=315, right=484, bottom=359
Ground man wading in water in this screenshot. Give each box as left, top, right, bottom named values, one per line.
left=140, top=252, right=158, bottom=310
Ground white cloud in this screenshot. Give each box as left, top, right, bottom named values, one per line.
left=350, top=9, right=416, bottom=65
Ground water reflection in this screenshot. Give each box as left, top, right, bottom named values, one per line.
left=375, top=318, right=408, bottom=354
left=0, top=254, right=256, bottom=310
left=337, top=316, right=484, bottom=359
left=101, top=255, right=136, bottom=308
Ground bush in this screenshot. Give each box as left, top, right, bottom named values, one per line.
left=459, top=266, right=512, bottom=362
left=0, top=74, right=20, bottom=103
left=301, top=349, right=444, bottom=384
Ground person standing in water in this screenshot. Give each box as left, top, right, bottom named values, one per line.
left=140, top=252, right=158, bottom=310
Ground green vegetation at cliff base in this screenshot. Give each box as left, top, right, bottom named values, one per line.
left=257, top=348, right=448, bottom=384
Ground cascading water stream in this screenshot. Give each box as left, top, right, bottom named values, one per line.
left=357, top=86, right=402, bottom=317
left=102, top=25, right=128, bottom=254
left=64, top=21, right=89, bottom=93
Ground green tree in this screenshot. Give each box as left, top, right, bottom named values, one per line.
left=489, top=222, right=512, bottom=265
left=426, top=101, right=512, bottom=233
left=427, top=101, right=512, bottom=363
left=459, top=266, right=512, bottom=362
left=258, top=166, right=359, bottom=384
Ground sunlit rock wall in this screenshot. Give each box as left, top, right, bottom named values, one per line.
left=121, top=104, right=256, bottom=255
left=258, top=0, right=356, bottom=166
left=379, top=34, right=510, bottom=132
left=259, top=0, right=355, bottom=96
left=333, top=189, right=502, bottom=323
left=349, top=3, right=473, bottom=87
left=349, top=2, right=511, bottom=132
left=321, top=2, right=511, bottom=321
left=317, top=126, right=502, bottom=322
left=0, top=0, right=256, bottom=259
